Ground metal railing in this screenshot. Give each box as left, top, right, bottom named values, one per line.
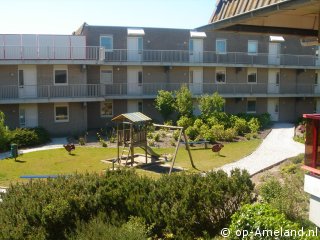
left=0, top=83, right=318, bottom=100
left=0, top=46, right=319, bottom=67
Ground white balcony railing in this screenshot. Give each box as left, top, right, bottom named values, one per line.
left=0, top=46, right=319, bottom=67
left=0, top=83, right=318, bottom=100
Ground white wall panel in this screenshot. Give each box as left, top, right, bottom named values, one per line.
left=54, top=35, right=70, bottom=59
left=21, top=35, right=38, bottom=59
left=38, top=35, right=54, bottom=59
left=70, top=36, right=86, bottom=59
left=4, top=35, right=21, bottom=59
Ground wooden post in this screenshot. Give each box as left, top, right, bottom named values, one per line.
left=116, top=123, right=119, bottom=168
left=169, top=128, right=183, bottom=174
left=130, top=124, right=134, bottom=166
left=183, top=130, right=196, bottom=169
left=145, top=129, right=148, bottom=164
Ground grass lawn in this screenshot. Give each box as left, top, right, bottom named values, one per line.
left=0, top=139, right=261, bottom=186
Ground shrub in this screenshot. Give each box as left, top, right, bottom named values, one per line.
left=147, top=132, right=153, bottom=139
left=153, top=133, right=160, bottom=142
left=193, top=118, right=204, bottom=130
left=234, top=118, right=249, bottom=136
left=199, top=92, right=225, bottom=119
left=154, top=90, right=175, bottom=121
left=0, top=169, right=254, bottom=240
left=211, top=124, right=225, bottom=141
left=248, top=117, right=260, bottom=133
left=185, top=126, right=198, bottom=141
left=172, top=130, right=180, bottom=141
left=174, top=85, right=193, bottom=117
left=78, top=137, right=86, bottom=145
left=206, top=116, right=219, bottom=128
left=148, top=139, right=156, bottom=147
left=257, top=113, right=271, bottom=129
left=176, top=116, right=194, bottom=129
left=228, top=203, right=300, bottom=240
left=223, top=128, right=237, bottom=142
left=32, top=127, right=51, bottom=144
left=10, top=128, right=39, bottom=148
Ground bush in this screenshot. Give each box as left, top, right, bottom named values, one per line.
left=248, top=117, right=260, bottom=133
left=176, top=116, right=194, bottom=129
left=211, top=124, right=225, bottom=141
left=223, top=128, right=237, bottom=142
left=228, top=203, right=300, bottom=240
left=10, top=128, right=39, bottom=148
left=174, top=85, right=193, bottom=118
left=153, top=133, right=160, bottom=142
left=0, top=169, right=254, bottom=240
left=234, top=118, right=249, bottom=136
left=257, top=113, right=271, bottom=129
left=32, top=127, right=51, bottom=144
left=154, top=90, right=175, bottom=121
left=172, top=130, right=180, bottom=141
left=206, top=116, right=219, bottom=128
left=185, top=126, right=198, bottom=141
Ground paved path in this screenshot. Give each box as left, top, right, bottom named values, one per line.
left=0, top=138, right=67, bottom=160
left=219, top=123, right=304, bottom=176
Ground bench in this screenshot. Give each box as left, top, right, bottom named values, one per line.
left=20, top=175, right=59, bottom=179
left=181, top=140, right=210, bottom=149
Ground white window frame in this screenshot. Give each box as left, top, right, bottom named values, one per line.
left=100, top=35, right=113, bottom=52
left=247, top=68, right=257, bottom=84
left=100, top=100, right=113, bottom=118
left=248, top=40, right=258, bottom=55
left=215, top=67, right=226, bottom=84
left=100, top=66, right=113, bottom=84
left=53, top=65, right=68, bottom=86
left=54, top=103, right=69, bottom=123
left=216, top=39, right=226, bottom=54
left=247, top=98, right=257, bottom=113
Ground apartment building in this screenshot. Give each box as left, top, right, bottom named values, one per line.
left=0, top=23, right=318, bottom=136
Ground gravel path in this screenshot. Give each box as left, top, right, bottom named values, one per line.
left=219, top=123, right=304, bottom=176
left=0, top=138, right=67, bottom=160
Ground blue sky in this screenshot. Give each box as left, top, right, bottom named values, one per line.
left=1, top=0, right=214, bottom=34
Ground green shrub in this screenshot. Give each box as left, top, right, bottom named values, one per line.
left=234, top=118, right=249, bottom=136
left=174, top=85, right=193, bottom=117
left=0, top=169, right=254, bottom=240
left=193, top=118, right=204, bottom=130
left=185, top=126, right=198, bottom=141
left=206, top=116, right=219, bottom=128
left=78, top=137, right=86, bottom=145
left=248, top=117, right=260, bottom=133
left=228, top=203, right=300, bottom=240
left=172, top=130, right=180, bottom=141
left=211, top=124, right=225, bottom=141
left=154, top=90, right=175, bottom=121
left=153, top=133, right=160, bottom=142
left=10, top=128, right=39, bottom=148
left=258, top=113, right=271, bottom=129
left=147, top=132, right=153, bottom=139
left=223, top=128, right=237, bottom=142
left=176, top=116, right=194, bottom=129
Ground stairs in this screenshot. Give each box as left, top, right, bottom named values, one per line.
left=120, top=143, right=131, bottom=166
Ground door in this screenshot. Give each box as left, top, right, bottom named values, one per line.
left=127, top=100, right=143, bottom=113
left=127, top=67, right=143, bottom=95
left=189, top=39, right=203, bottom=63
left=127, top=37, right=143, bottom=62
left=267, top=69, right=280, bottom=93
left=100, top=66, right=113, bottom=95
left=19, top=104, right=38, bottom=128
left=18, top=65, right=37, bottom=98
left=189, top=67, right=203, bottom=95
left=268, top=43, right=280, bottom=65
left=267, top=98, right=279, bottom=121
left=315, top=70, right=320, bottom=94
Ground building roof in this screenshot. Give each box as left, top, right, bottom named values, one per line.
left=112, top=112, right=152, bottom=123
left=199, top=0, right=319, bottom=38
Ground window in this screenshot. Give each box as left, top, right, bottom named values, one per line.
left=248, top=40, right=258, bottom=55
left=247, top=99, right=256, bottom=113
left=138, top=101, right=143, bottom=112
left=18, top=69, right=24, bottom=87
left=100, top=101, right=113, bottom=117
left=55, top=104, right=69, bottom=122
left=247, top=68, right=257, bottom=84
left=54, top=66, right=68, bottom=85
left=276, top=72, right=280, bottom=86
left=189, top=70, right=194, bottom=83
left=189, top=39, right=194, bottom=54
left=100, top=67, right=113, bottom=84
left=216, top=39, right=226, bottom=54
left=315, top=72, right=319, bottom=85
left=100, top=35, right=113, bottom=52
left=19, top=108, right=25, bottom=127
left=138, top=71, right=143, bottom=86
left=216, top=67, right=226, bottom=83
left=138, top=37, right=143, bottom=53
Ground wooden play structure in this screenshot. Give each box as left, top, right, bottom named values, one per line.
left=111, top=112, right=196, bottom=174
left=302, top=114, right=320, bottom=175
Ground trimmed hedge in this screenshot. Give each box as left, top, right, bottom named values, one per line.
left=0, top=169, right=254, bottom=240
left=10, top=127, right=50, bottom=148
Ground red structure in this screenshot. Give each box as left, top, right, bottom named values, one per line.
left=302, top=114, right=320, bottom=176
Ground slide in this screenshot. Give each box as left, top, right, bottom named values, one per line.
left=140, top=146, right=160, bottom=158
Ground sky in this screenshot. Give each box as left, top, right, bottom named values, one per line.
left=1, top=0, right=214, bottom=34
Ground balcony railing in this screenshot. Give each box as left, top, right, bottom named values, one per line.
left=0, top=83, right=318, bottom=100
left=0, top=46, right=319, bottom=67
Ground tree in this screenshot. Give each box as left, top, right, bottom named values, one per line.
left=199, top=92, right=225, bottom=119
left=0, top=111, right=10, bottom=150
left=175, top=85, right=193, bottom=117
left=154, top=90, right=175, bottom=121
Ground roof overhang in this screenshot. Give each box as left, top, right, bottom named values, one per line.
left=127, top=28, right=145, bottom=36
left=198, top=0, right=319, bottom=39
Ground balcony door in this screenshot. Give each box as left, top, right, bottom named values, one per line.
left=268, top=43, right=280, bottom=65
left=127, top=67, right=143, bottom=95
left=267, top=98, right=279, bottom=121
left=19, top=104, right=38, bottom=128
left=315, top=70, right=320, bottom=94
left=189, top=39, right=203, bottom=63
left=189, top=67, right=203, bottom=95
left=127, top=100, right=143, bottom=113
left=127, top=37, right=143, bottom=62
left=316, top=46, right=320, bottom=66
left=18, top=65, right=37, bottom=98
left=267, top=69, right=280, bottom=94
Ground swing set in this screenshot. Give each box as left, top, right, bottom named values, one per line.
left=111, top=112, right=196, bottom=174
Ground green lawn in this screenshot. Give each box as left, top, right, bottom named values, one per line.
left=0, top=139, right=261, bottom=186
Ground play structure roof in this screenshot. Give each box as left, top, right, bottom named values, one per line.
left=112, top=112, right=152, bottom=123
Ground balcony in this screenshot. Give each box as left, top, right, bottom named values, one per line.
left=0, top=83, right=318, bottom=102
left=0, top=46, right=319, bottom=68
